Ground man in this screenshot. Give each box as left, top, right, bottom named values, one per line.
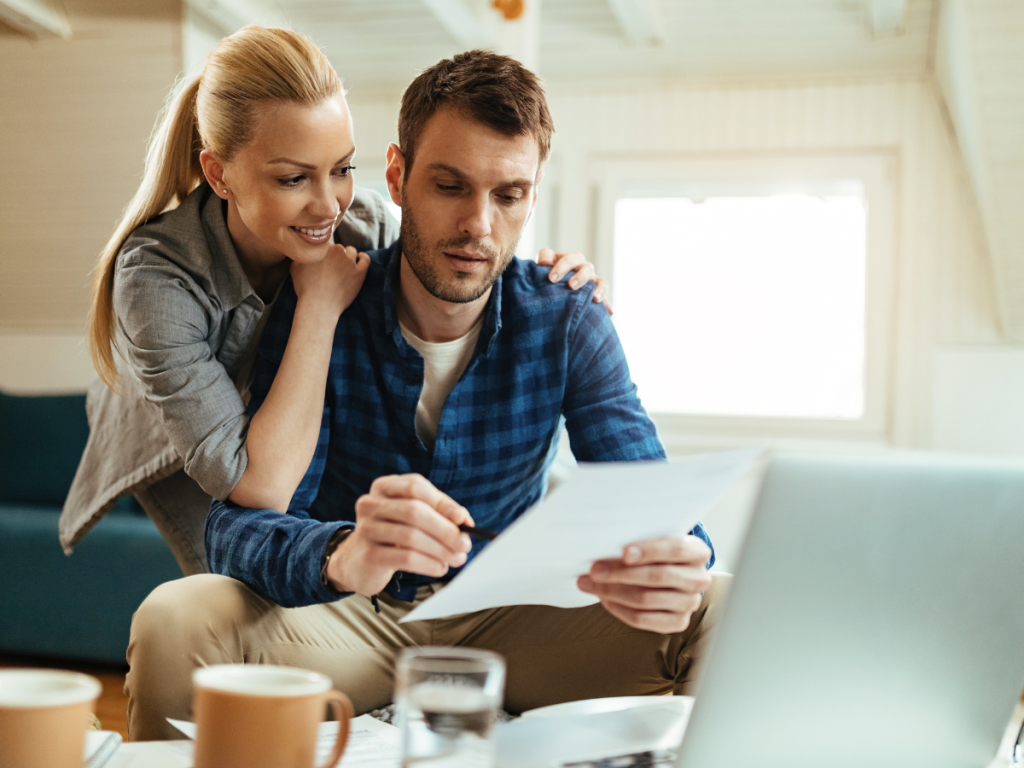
left=125, top=50, right=723, bottom=741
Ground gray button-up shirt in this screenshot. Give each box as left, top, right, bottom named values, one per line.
left=59, top=182, right=399, bottom=552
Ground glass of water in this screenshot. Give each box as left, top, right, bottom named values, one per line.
left=395, top=647, right=506, bottom=768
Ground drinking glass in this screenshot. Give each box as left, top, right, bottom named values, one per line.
left=395, top=647, right=506, bottom=768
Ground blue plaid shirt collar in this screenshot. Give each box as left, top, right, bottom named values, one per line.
left=380, top=241, right=504, bottom=359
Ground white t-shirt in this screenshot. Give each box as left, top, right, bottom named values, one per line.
left=399, top=317, right=484, bottom=450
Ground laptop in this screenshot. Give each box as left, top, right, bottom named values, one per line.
left=676, top=451, right=1024, bottom=768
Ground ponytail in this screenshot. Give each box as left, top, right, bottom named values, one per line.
left=89, top=75, right=203, bottom=389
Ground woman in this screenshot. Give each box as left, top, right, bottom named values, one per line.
left=60, top=26, right=607, bottom=576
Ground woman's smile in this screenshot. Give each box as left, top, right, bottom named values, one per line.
left=292, top=223, right=335, bottom=244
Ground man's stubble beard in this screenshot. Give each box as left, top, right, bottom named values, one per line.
left=399, top=198, right=519, bottom=304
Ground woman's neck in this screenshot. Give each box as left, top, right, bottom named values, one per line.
left=224, top=199, right=290, bottom=304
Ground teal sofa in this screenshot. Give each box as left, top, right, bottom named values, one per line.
left=0, top=390, right=182, bottom=664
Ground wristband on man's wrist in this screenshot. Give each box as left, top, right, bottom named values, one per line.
left=320, top=526, right=355, bottom=593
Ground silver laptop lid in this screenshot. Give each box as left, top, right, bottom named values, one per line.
left=678, top=451, right=1024, bottom=768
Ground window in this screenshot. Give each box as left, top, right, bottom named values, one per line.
left=591, top=155, right=897, bottom=442
left=614, top=194, right=867, bottom=419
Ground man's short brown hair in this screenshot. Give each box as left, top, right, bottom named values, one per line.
left=398, top=50, right=554, bottom=171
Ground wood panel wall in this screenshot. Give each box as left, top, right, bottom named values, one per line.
left=0, top=0, right=181, bottom=332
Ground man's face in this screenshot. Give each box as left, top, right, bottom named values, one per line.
left=386, top=108, right=541, bottom=304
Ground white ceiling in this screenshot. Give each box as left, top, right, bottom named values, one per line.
left=273, top=0, right=938, bottom=96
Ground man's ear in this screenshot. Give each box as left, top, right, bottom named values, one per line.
left=199, top=150, right=229, bottom=199
left=385, top=143, right=405, bottom=207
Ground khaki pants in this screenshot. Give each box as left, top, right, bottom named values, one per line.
left=125, top=573, right=731, bottom=741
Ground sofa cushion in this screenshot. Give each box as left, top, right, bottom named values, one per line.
left=0, top=390, right=89, bottom=506
left=0, top=502, right=181, bottom=663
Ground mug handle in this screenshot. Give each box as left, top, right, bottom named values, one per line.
left=316, top=689, right=354, bottom=768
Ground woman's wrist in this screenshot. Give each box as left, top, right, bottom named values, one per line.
left=295, top=289, right=346, bottom=323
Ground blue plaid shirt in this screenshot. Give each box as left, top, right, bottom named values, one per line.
left=206, top=241, right=713, bottom=607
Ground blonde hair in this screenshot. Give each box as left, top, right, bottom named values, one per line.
left=89, top=25, right=343, bottom=388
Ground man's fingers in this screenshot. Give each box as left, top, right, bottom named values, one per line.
left=588, top=562, right=712, bottom=592
left=578, top=577, right=700, bottom=612
left=368, top=474, right=473, bottom=525
left=355, top=490, right=471, bottom=556
left=378, top=546, right=450, bottom=580
left=537, top=247, right=555, bottom=265
left=366, top=520, right=468, bottom=567
left=371, top=498, right=471, bottom=554
left=621, top=535, right=712, bottom=567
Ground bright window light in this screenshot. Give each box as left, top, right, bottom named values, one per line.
left=613, top=194, right=867, bottom=419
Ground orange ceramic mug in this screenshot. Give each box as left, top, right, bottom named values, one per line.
left=0, top=669, right=101, bottom=768
left=192, top=664, right=353, bottom=768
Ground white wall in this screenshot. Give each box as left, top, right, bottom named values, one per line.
left=0, top=333, right=95, bottom=394
left=0, top=1, right=181, bottom=334
left=932, top=347, right=1024, bottom=456
left=0, top=0, right=182, bottom=392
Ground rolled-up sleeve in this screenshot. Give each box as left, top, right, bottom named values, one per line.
left=207, top=500, right=352, bottom=607
left=114, top=259, right=249, bottom=500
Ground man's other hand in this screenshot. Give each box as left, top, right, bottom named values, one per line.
left=577, top=535, right=712, bottom=634
left=327, top=474, right=473, bottom=596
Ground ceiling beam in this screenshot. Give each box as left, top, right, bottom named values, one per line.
left=606, top=0, right=662, bottom=45
left=184, top=0, right=288, bottom=36
left=420, top=0, right=495, bottom=50
left=865, top=0, right=908, bottom=38
left=0, top=0, right=70, bottom=39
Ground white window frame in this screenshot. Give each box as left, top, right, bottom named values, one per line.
left=589, top=153, right=898, bottom=447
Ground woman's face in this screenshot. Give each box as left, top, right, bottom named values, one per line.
left=211, top=94, right=356, bottom=269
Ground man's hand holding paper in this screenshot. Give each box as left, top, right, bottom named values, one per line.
left=579, top=535, right=714, bottom=634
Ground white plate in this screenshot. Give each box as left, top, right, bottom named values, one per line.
left=520, top=694, right=694, bottom=721
left=499, top=697, right=695, bottom=768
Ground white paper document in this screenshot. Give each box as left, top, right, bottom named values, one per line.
left=402, top=448, right=762, bottom=623
left=167, top=715, right=400, bottom=767
left=83, top=730, right=122, bottom=768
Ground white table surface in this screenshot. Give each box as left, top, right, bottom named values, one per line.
left=107, top=710, right=1024, bottom=768
left=108, top=741, right=192, bottom=768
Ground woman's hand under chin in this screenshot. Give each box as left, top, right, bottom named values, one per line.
left=290, top=244, right=370, bottom=318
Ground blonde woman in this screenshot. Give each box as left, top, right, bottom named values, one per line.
left=60, top=26, right=605, bottom=576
